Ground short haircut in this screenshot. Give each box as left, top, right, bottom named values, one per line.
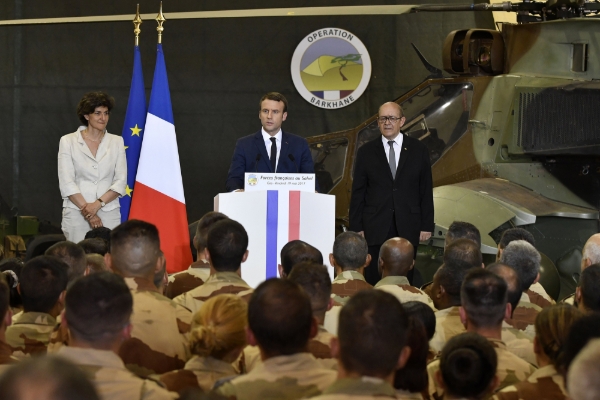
left=190, top=294, right=247, bottom=360
left=486, top=262, right=522, bottom=315
left=582, top=236, right=600, bottom=265
left=20, top=256, right=69, bottom=313
left=78, top=238, right=109, bottom=256
left=535, top=304, right=582, bottom=367
left=288, top=263, right=331, bottom=317
left=439, top=332, right=497, bottom=398
left=394, top=317, right=429, bottom=392
left=500, top=240, right=541, bottom=291
left=0, top=355, right=100, bottom=400
left=499, top=227, right=535, bottom=249
left=0, top=258, right=24, bottom=309
left=248, top=279, right=312, bottom=357
left=580, top=264, right=600, bottom=312
left=65, top=272, right=133, bottom=346
left=332, top=232, right=368, bottom=270
left=280, top=240, right=323, bottom=276
left=436, top=258, right=477, bottom=304
left=259, top=92, right=288, bottom=113
left=45, top=241, right=87, bottom=282
left=461, top=268, right=507, bottom=329
left=338, top=290, right=409, bottom=377
left=194, top=212, right=229, bottom=251
left=561, top=314, right=600, bottom=374
left=403, top=301, right=436, bottom=340
left=446, top=221, right=481, bottom=248
left=568, top=339, right=600, bottom=400
left=109, top=220, right=160, bottom=277
left=379, top=237, right=414, bottom=276
left=444, top=238, right=482, bottom=269
left=207, top=219, right=248, bottom=272
left=76, top=91, right=114, bottom=126
left=84, top=227, right=112, bottom=246
left=85, top=254, right=107, bottom=274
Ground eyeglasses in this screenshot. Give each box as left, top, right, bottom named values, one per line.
left=378, top=116, right=402, bottom=123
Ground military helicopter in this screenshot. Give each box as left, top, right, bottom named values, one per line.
left=307, top=0, right=600, bottom=300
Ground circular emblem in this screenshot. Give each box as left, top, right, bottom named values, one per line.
left=247, top=174, right=258, bottom=186
left=291, top=28, right=371, bottom=109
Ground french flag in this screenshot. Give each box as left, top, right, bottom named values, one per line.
left=129, top=44, right=192, bottom=273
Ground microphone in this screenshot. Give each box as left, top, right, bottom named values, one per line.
left=254, top=154, right=262, bottom=172
left=288, top=154, right=299, bottom=173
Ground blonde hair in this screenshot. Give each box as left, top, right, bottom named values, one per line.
left=190, top=294, right=248, bottom=359
left=535, top=304, right=583, bottom=366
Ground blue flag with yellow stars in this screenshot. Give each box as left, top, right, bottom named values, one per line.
left=119, top=45, right=147, bottom=222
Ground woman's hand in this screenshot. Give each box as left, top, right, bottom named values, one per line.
left=88, top=215, right=103, bottom=229
left=80, top=201, right=101, bottom=220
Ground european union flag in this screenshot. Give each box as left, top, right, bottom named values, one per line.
left=119, top=45, right=147, bottom=222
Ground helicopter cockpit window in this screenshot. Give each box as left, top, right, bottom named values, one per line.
left=309, top=137, right=349, bottom=194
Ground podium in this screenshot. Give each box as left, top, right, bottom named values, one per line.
left=214, top=188, right=335, bottom=288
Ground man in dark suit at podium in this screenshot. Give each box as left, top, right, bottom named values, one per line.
left=225, top=92, right=316, bottom=192
left=349, top=102, right=434, bottom=286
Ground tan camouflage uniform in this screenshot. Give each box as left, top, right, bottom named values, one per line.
left=309, top=377, right=399, bottom=399
left=501, top=321, right=537, bottom=366
left=323, top=304, right=342, bottom=335
left=427, top=337, right=537, bottom=398
left=374, top=276, right=436, bottom=310
left=562, top=293, right=575, bottom=305
left=173, top=271, right=253, bottom=315
left=331, top=270, right=373, bottom=305
left=429, top=306, right=464, bottom=353
left=119, top=277, right=193, bottom=377
left=524, top=282, right=555, bottom=309
left=159, top=355, right=238, bottom=393
left=213, top=352, right=337, bottom=400
left=57, top=346, right=177, bottom=400
left=6, top=311, right=56, bottom=357
left=504, top=300, right=542, bottom=339
left=165, top=261, right=210, bottom=300
left=0, top=340, right=19, bottom=365
left=491, top=364, right=566, bottom=400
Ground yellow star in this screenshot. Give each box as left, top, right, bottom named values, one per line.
left=125, top=185, right=133, bottom=197
left=124, top=145, right=129, bottom=150
left=130, top=124, right=142, bottom=137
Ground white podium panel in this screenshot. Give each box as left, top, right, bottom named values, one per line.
left=215, top=190, right=335, bottom=288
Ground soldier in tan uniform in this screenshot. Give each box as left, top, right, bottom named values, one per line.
left=105, top=220, right=193, bottom=376
left=165, top=211, right=228, bottom=299
left=57, top=271, right=177, bottom=400
left=6, top=255, right=68, bottom=357
left=329, top=232, right=373, bottom=305
left=213, top=279, right=337, bottom=399
left=444, top=220, right=481, bottom=250
left=567, top=338, right=600, bottom=400
left=427, top=269, right=537, bottom=398
left=278, top=240, right=323, bottom=279
left=173, top=219, right=253, bottom=314
left=375, top=237, right=435, bottom=309
left=310, top=290, right=411, bottom=400
left=45, top=240, right=88, bottom=283
left=564, top=233, right=600, bottom=306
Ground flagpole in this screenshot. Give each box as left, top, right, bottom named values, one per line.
left=156, top=2, right=165, bottom=44
left=133, top=4, right=142, bottom=46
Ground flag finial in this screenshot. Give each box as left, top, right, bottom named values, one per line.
left=133, top=4, right=142, bottom=46
left=156, top=2, right=166, bottom=44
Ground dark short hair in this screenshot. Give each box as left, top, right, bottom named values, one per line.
left=499, top=227, right=535, bottom=249
left=194, top=212, right=229, bottom=251
left=76, top=91, right=114, bottom=126
left=85, top=254, right=107, bottom=274
left=288, top=263, right=331, bottom=315
left=280, top=240, right=323, bottom=276
left=439, top=332, right=497, bottom=398
left=447, top=221, right=481, bottom=248
left=45, top=241, right=87, bottom=282
left=394, top=316, right=429, bottom=392
left=486, top=262, right=522, bottom=315
left=20, top=256, right=69, bottom=314
left=444, top=238, right=482, bottom=269
left=78, top=238, right=109, bottom=256
left=436, top=258, right=477, bottom=304
left=259, top=92, right=288, bottom=113
left=332, top=232, right=368, bottom=270
left=84, top=227, right=112, bottom=246
left=207, top=219, right=248, bottom=272
left=0, top=355, right=100, bottom=400
left=66, top=272, right=133, bottom=345
left=580, top=264, right=600, bottom=312
left=403, top=301, right=436, bottom=340
left=0, top=258, right=24, bottom=309
left=500, top=240, right=540, bottom=291
left=248, top=279, right=312, bottom=357
left=461, top=268, right=507, bottom=329
left=110, top=220, right=160, bottom=276
left=339, top=290, right=409, bottom=377
left=560, top=314, right=600, bottom=374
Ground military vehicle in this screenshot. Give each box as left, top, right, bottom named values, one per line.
left=307, top=0, right=600, bottom=299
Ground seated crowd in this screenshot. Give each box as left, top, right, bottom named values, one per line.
left=0, top=216, right=599, bottom=400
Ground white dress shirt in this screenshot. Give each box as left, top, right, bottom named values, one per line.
left=381, top=133, right=403, bottom=170
left=262, top=128, right=282, bottom=171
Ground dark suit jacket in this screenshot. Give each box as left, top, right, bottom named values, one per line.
left=225, top=130, right=316, bottom=192
left=349, top=134, right=434, bottom=247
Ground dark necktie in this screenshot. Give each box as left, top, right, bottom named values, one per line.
left=270, top=137, right=277, bottom=172
left=388, top=140, right=396, bottom=179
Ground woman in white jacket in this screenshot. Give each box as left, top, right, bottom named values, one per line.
left=58, top=92, right=126, bottom=243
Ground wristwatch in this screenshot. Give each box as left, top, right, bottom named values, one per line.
left=98, top=198, right=106, bottom=207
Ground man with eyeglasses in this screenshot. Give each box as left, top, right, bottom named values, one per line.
left=225, top=92, right=316, bottom=192
left=349, top=102, right=434, bottom=286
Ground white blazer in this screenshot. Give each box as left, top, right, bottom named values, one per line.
left=58, top=127, right=127, bottom=211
